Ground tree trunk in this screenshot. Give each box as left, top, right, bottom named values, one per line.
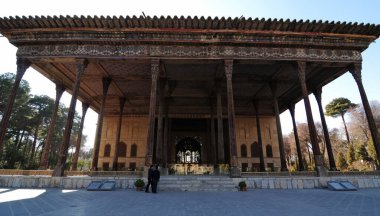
left=341, top=113, right=351, bottom=145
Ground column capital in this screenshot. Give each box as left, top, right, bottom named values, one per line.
left=348, top=62, right=362, bottom=82
left=312, top=87, right=322, bottom=102
left=270, top=81, right=278, bottom=97
left=224, top=59, right=233, bottom=80
left=16, top=58, right=32, bottom=72
left=75, top=58, right=89, bottom=71
left=102, top=77, right=112, bottom=95
left=297, top=61, right=307, bottom=83
left=151, top=58, right=160, bottom=79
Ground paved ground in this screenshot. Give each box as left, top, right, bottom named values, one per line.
left=0, top=187, right=379, bottom=216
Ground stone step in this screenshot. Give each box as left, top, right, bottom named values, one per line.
left=154, top=176, right=238, bottom=191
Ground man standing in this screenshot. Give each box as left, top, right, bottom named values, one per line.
left=152, top=165, right=160, bottom=193
left=145, top=165, right=154, bottom=193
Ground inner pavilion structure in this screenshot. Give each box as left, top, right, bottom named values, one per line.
left=0, top=15, right=379, bottom=177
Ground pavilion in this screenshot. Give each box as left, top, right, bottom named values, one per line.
left=0, top=15, right=379, bottom=177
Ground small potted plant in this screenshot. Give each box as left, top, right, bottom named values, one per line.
left=134, top=179, right=145, bottom=191
left=238, top=181, right=247, bottom=191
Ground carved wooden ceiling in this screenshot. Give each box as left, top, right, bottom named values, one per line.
left=31, top=58, right=351, bottom=116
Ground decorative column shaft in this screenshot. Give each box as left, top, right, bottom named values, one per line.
left=253, top=101, right=265, bottom=172
left=53, top=59, right=88, bottom=177
left=91, top=76, right=112, bottom=170
left=162, top=100, right=169, bottom=167
left=297, top=61, right=325, bottom=175
left=210, top=104, right=217, bottom=165
left=145, top=59, right=160, bottom=166
left=288, top=104, right=305, bottom=171
left=71, top=102, right=89, bottom=171
left=39, top=82, right=66, bottom=169
left=155, top=86, right=164, bottom=165
left=112, top=97, right=126, bottom=171
left=270, top=82, right=288, bottom=171
left=0, top=58, right=31, bottom=158
left=216, top=90, right=225, bottom=163
left=313, top=88, right=337, bottom=171
left=224, top=59, right=240, bottom=177
left=349, top=63, right=380, bottom=163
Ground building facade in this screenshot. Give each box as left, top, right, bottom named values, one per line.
left=0, top=15, right=379, bottom=176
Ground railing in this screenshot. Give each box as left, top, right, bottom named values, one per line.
left=241, top=171, right=317, bottom=177
left=0, top=169, right=143, bottom=177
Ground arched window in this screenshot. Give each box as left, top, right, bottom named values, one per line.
left=240, top=144, right=247, bottom=158
left=131, top=144, right=137, bottom=157
left=266, top=144, right=273, bottom=158
left=251, top=142, right=259, bottom=157
left=104, top=144, right=111, bottom=157
left=117, top=142, right=127, bottom=157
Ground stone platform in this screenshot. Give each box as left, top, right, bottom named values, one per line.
left=1, top=174, right=380, bottom=191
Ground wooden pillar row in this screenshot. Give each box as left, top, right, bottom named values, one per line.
left=71, top=102, right=89, bottom=171
left=53, top=59, right=88, bottom=176
left=296, top=61, right=326, bottom=176
left=91, top=76, right=112, bottom=171
left=112, top=97, right=126, bottom=171
left=313, top=88, right=337, bottom=171
left=349, top=63, right=380, bottom=163
left=39, top=82, right=65, bottom=170
left=288, top=104, right=305, bottom=171
left=270, top=82, right=288, bottom=171
left=0, top=58, right=31, bottom=159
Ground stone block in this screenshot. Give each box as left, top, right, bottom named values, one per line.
left=262, top=179, right=268, bottom=189
left=280, top=179, right=287, bottom=189
left=304, top=179, right=315, bottom=189
left=297, top=179, right=303, bottom=189
left=291, top=179, right=298, bottom=189
left=269, top=180, right=275, bottom=189
left=287, top=179, right=292, bottom=189
left=357, top=178, right=365, bottom=188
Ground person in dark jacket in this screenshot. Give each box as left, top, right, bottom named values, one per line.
left=145, top=165, right=154, bottom=193
left=151, top=165, right=160, bottom=193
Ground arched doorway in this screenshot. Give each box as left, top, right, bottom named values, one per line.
left=176, top=137, right=201, bottom=164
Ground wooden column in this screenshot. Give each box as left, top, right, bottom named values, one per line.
left=112, top=97, right=126, bottom=171
left=39, top=82, right=65, bottom=169
left=155, top=84, right=164, bottom=165
left=210, top=103, right=217, bottom=165
left=253, top=101, right=265, bottom=172
left=0, top=58, right=31, bottom=159
left=162, top=100, right=169, bottom=167
left=224, top=59, right=240, bottom=177
left=297, top=61, right=325, bottom=176
left=288, top=104, right=305, bottom=171
left=71, top=102, right=89, bottom=171
left=53, top=59, right=88, bottom=177
left=270, top=82, right=288, bottom=171
left=145, top=59, right=159, bottom=166
left=349, top=63, right=380, bottom=163
left=313, top=88, right=337, bottom=171
left=216, top=90, right=225, bottom=163
left=91, top=76, right=112, bottom=171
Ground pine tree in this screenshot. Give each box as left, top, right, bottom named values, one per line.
left=337, top=152, right=348, bottom=170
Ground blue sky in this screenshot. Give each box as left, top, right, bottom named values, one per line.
left=1, top=0, right=379, bottom=149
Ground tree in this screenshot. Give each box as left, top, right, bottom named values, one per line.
left=337, top=152, right=348, bottom=170
left=347, top=144, right=356, bottom=164
left=356, top=144, right=372, bottom=162
left=325, top=97, right=357, bottom=145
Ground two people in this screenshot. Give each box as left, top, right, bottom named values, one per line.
left=145, top=165, right=160, bottom=193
